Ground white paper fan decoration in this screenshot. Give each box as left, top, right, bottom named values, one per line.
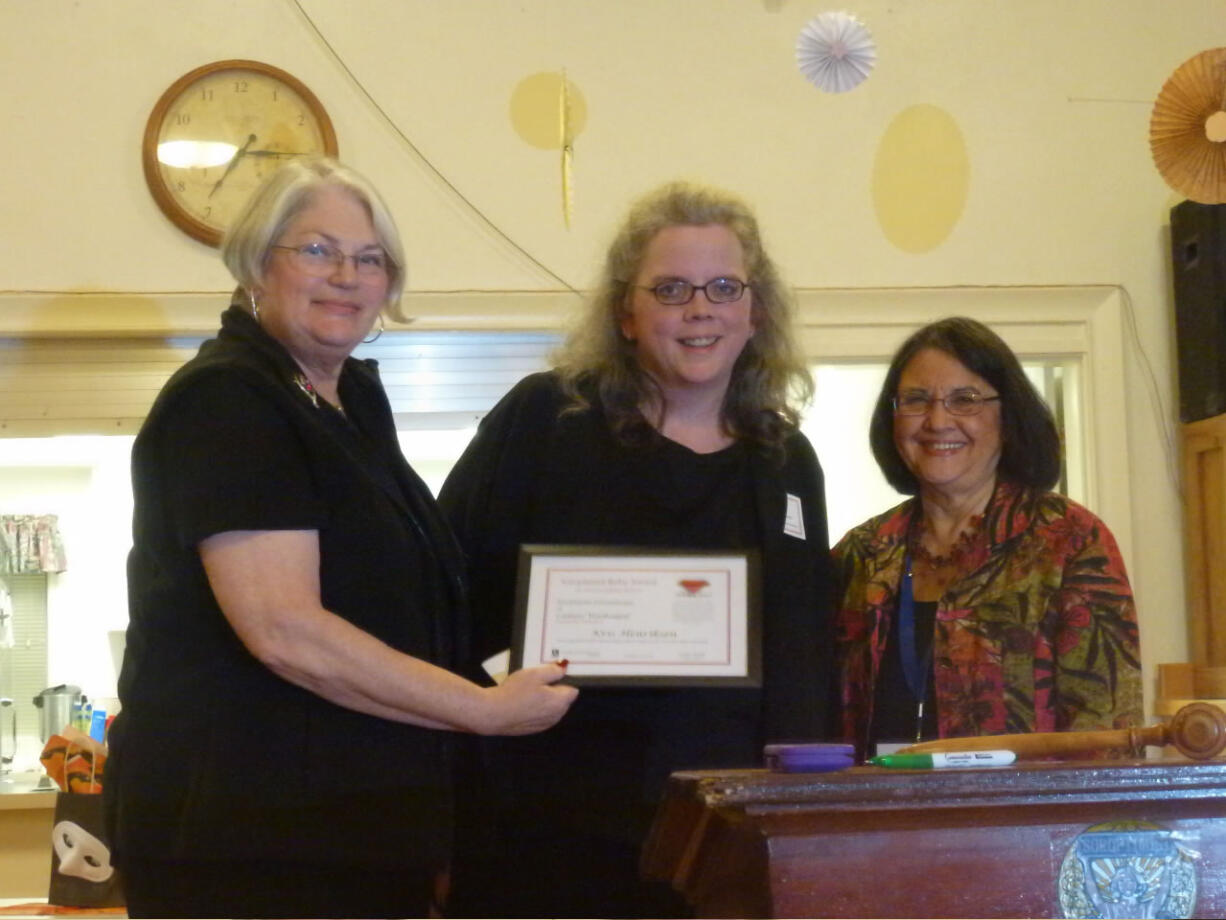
left=796, top=11, right=876, bottom=93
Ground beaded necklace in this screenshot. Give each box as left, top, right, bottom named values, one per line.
left=908, top=512, right=985, bottom=572
left=898, top=506, right=989, bottom=740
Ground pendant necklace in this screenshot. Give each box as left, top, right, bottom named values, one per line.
left=293, top=372, right=345, bottom=417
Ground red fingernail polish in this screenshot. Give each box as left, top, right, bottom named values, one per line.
left=555, top=658, right=569, bottom=668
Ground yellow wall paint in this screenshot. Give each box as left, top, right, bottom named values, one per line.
left=872, top=104, right=970, bottom=253
left=509, top=72, right=588, bottom=150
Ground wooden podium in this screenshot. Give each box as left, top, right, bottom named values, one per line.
left=642, top=760, right=1226, bottom=918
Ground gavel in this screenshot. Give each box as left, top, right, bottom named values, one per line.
left=896, top=702, right=1226, bottom=761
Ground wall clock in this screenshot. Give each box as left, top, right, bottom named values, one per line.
left=142, top=59, right=338, bottom=246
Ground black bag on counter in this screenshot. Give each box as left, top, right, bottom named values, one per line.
left=47, top=791, right=125, bottom=908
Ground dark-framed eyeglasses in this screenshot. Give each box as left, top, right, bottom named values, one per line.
left=271, top=242, right=389, bottom=279
left=893, top=390, right=1001, bottom=416
left=637, top=277, right=749, bottom=306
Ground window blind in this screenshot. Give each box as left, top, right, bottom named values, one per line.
left=0, top=331, right=561, bottom=437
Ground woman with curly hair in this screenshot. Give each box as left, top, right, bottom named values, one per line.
left=439, top=180, right=835, bottom=917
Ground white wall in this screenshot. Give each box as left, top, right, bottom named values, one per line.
left=1, top=0, right=1215, bottom=712
left=0, top=440, right=134, bottom=697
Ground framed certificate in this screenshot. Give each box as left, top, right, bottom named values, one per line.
left=510, top=545, right=761, bottom=687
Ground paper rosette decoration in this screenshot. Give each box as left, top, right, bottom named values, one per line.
left=796, top=11, right=876, bottom=93
left=1150, top=47, right=1226, bottom=204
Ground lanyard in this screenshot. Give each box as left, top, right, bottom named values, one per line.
left=899, top=555, right=932, bottom=741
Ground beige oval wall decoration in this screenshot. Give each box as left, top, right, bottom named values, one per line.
left=509, top=72, right=588, bottom=149
left=872, top=104, right=969, bottom=253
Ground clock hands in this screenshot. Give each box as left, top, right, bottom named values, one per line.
left=245, top=149, right=311, bottom=158
left=208, top=133, right=257, bottom=199
left=207, top=139, right=309, bottom=199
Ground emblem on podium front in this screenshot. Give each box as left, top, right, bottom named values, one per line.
left=1058, top=820, right=1198, bottom=919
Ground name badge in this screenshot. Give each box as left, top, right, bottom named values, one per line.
left=783, top=493, right=806, bottom=540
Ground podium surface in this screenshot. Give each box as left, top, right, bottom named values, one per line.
left=642, top=759, right=1226, bottom=918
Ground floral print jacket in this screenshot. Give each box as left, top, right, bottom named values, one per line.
left=832, top=479, right=1142, bottom=751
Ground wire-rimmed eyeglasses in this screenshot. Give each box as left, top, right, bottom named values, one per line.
left=636, top=277, right=749, bottom=306
left=272, top=242, right=389, bottom=279
left=893, top=390, right=1001, bottom=416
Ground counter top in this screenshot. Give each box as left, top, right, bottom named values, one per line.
left=0, top=900, right=125, bottom=917
left=0, top=775, right=57, bottom=810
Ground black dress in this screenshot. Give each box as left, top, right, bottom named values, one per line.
left=106, top=306, right=469, bottom=918
left=438, top=371, right=835, bottom=918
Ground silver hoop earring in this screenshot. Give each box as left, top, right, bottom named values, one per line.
left=363, top=313, right=385, bottom=344
left=247, top=288, right=261, bottom=324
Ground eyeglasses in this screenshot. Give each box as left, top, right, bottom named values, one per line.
left=637, top=277, right=749, bottom=306
left=271, top=242, right=389, bottom=279
left=893, top=390, right=1001, bottom=416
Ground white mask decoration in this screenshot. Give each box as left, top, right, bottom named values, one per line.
left=52, top=820, right=115, bottom=883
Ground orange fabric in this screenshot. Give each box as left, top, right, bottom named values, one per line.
left=39, top=731, right=106, bottom=793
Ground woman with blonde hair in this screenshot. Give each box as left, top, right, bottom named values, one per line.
left=107, top=157, right=575, bottom=918
left=440, top=180, right=835, bottom=917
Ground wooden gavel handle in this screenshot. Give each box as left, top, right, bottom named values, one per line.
left=896, top=702, right=1226, bottom=761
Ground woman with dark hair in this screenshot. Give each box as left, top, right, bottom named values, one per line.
left=439, top=180, right=834, bottom=917
left=834, top=316, right=1141, bottom=758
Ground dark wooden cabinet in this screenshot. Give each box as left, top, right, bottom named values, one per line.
left=642, top=761, right=1226, bottom=918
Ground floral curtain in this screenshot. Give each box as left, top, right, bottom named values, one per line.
left=0, top=515, right=67, bottom=574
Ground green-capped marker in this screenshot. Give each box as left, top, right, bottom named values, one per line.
left=870, top=753, right=934, bottom=769
left=870, top=750, right=1016, bottom=769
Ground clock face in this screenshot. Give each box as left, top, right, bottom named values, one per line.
left=143, top=61, right=337, bottom=246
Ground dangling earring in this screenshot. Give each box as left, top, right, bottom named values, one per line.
left=363, top=313, right=385, bottom=344
left=247, top=287, right=261, bottom=324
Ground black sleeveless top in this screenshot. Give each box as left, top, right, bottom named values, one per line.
left=870, top=598, right=939, bottom=747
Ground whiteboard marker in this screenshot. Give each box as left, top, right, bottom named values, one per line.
left=870, top=750, right=1016, bottom=769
